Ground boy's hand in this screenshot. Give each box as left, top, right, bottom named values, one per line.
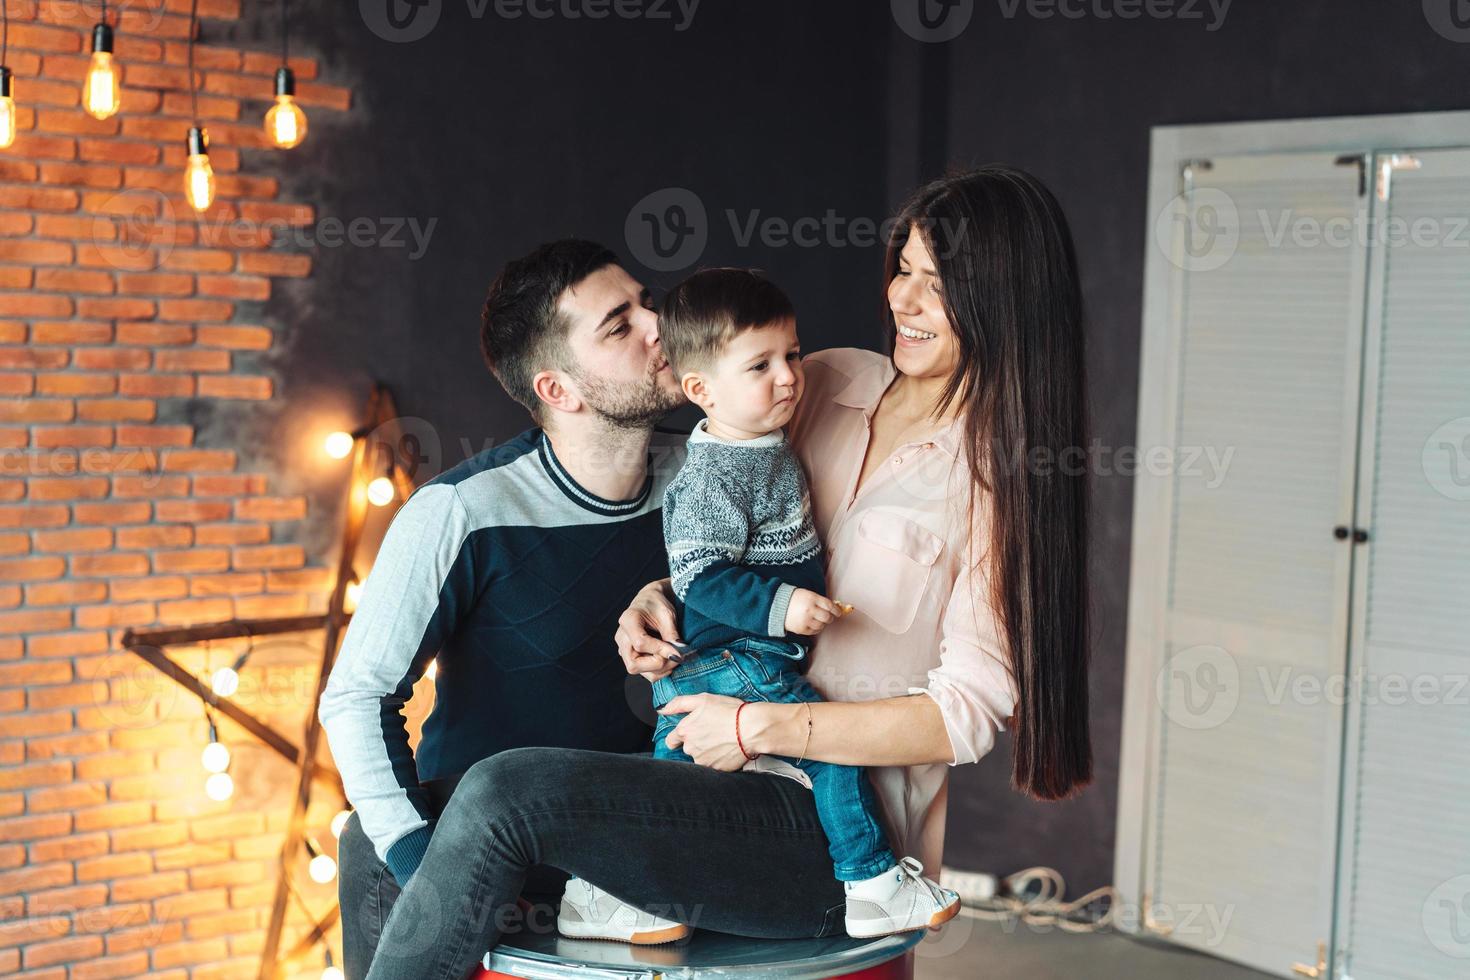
left=783, top=589, right=842, bottom=635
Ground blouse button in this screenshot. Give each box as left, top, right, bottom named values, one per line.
left=891, top=456, right=901, bottom=465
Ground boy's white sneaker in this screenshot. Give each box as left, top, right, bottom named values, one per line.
left=843, top=857, right=962, bottom=938
left=556, top=878, right=692, bottom=945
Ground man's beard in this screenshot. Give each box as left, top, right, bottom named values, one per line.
left=570, top=363, right=684, bottom=430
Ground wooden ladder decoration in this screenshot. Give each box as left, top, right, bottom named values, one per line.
left=121, top=383, right=419, bottom=980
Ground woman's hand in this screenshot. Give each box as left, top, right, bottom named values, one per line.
left=614, top=578, right=681, bottom=681
left=659, top=694, right=750, bottom=771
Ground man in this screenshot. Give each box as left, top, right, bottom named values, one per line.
left=320, top=240, right=690, bottom=977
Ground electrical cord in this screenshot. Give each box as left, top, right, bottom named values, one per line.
left=962, top=866, right=1120, bottom=934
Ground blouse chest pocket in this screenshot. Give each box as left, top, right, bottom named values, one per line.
left=831, top=509, right=943, bottom=635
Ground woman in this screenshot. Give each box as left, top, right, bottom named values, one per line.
left=361, top=166, right=1092, bottom=979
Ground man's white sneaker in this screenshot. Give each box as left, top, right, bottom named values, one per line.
left=843, top=857, right=962, bottom=938
left=556, top=877, right=692, bottom=945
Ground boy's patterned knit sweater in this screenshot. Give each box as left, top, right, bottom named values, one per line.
left=663, top=418, right=827, bottom=651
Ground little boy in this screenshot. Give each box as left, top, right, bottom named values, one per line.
left=562, top=267, right=960, bottom=941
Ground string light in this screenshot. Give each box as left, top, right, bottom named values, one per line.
left=209, top=633, right=253, bottom=699
left=329, top=809, right=352, bottom=840
left=343, top=575, right=362, bottom=614
left=323, top=430, right=355, bottom=459
left=205, top=771, right=234, bottom=801
left=305, top=837, right=337, bottom=884
left=83, top=1, right=120, bottom=121
left=201, top=712, right=231, bottom=773
left=321, top=949, right=344, bottom=980
left=0, top=2, right=15, bottom=149
left=366, top=476, right=395, bottom=507
left=209, top=649, right=250, bottom=698
left=264, top=0, right=306, bottom=148
left=182, top=0, right=214, bottom=211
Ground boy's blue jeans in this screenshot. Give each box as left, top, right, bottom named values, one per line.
left=651, top=636, right=897, bottom=882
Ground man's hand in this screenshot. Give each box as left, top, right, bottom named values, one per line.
left=615, top=578, right=682, bottom=681
left=783, top=588, right=842, bottom=635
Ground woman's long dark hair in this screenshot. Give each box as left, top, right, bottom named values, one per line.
left=886, top=165, right=1092, bottom=801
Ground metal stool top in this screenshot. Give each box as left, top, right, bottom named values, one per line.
left=482, top=927, right=922, bottom=979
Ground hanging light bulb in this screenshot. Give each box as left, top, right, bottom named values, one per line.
left=265, top=66, right=306, bottom=149
left=209, top=649, right=251, bottom=699
left=305, top=837, right=337, bottom=883
left=201, top=711, right=231, bottom=772
left=184, top=125, right=215, bottom=212
left=83, top=18, right=121, bottom=121
left=330, top=809, right=352, bottom=840
left=201, top=740, right=230, bottom=773
left=205, top=771, right=234, bottom=801
left=0, top=68, right=14, bottom=150
left=366, top=476, right=395, bottom=507
left=308, top=852, right=337, bottom=883
left=210, top=664, right=239, bottom=698
left=321, top=949, right=344, bottom=980
left=343, top=578, right=362, bottom=615
left=323, top=430, right=355, bottom=459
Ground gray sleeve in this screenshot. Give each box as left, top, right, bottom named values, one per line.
left=317, top=482, right=474, bottom=877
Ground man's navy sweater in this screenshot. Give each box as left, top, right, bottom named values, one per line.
left=319, top=427, right=685, bottom=882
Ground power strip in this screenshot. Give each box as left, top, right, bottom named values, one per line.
left=939, top=866, right=999, bottom=904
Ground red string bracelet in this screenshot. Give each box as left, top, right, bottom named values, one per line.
left=735, top=700, right=758, bottom=761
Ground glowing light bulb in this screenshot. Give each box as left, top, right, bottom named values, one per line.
left=83, top=27, right=121, bottom=121
left=324, top=431, right=354, bottom=459
left=343, top=580, right=362, bottom=615
left=205, top=771, right=234, bottom=801
left=265, top=68, right=307, bottom=149
left=424, top=659, right=437, bottom=681
left=308, top=853, right=337, bottom=884
left=201, top=741, right=231, bottom=773
left=330, top=809, right=352, bottom=840
left=0, top=69, right=15, bottom=150
left=367, top=477, right=395, bottom=507
left=210, top=666, right=239, bottom=698
left=322, top=967, right=344, bottom=980
left=184, top=126, right=215, bottom=212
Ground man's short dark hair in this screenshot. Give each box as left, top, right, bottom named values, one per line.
left=658, top=268, right=795, bottom=376
left=480, top=239, right=619, bottom=422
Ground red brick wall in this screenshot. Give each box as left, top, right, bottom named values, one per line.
left=0, top=1, right=355, bottom=976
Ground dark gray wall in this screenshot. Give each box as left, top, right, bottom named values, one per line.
left=214, top=0, right=1465, bottom=899
left=933, top=0, right=1467, bottom=892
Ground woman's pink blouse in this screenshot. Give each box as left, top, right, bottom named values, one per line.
left=785, top=347, right=1018, bottom=871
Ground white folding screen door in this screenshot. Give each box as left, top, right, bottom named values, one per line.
left=1142, top=152, right=1368, bottom=978
left=1332, top=148, right=1470, bottom=980
left=1134, top=136, right=1470, bottom=980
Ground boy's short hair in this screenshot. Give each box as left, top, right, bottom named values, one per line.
left=480, top=239, right=619, bottom=422
left=658, top=268, right=795, bottom=376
